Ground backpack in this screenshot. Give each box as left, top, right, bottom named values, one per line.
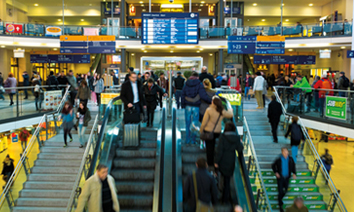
left=291, top=124, right=302, bottom=141
left=19, top=130, right=29, bottom=141
left=324, top=154, right=333, bottom=165
left=343, top=77, right=350, bottom=88
left=321, top=79, right=332, bottom=94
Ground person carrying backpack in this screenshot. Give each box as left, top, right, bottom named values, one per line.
left=313, top=74, right=333, bottom=117
left=321, top=148, right=333, bottom=175
left=284, top=116, right=304, bottom=163
left=19, top=128, right=30, bottom=151
left=338, top=72, right=349, bottom=97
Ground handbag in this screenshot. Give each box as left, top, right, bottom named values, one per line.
left=193, top=171, right=214, bottom=212
left=200, top=115, right=221, bottom=141
left=124, top=106, right=141, bottom=124
left=248, top=89, right=254, bottom=96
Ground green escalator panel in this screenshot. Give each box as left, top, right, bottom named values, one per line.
left=250, top=178, right=315, bottom=184
left=252, top=171, right=312, bottom=177
left=268, top=194, right=323, bottom=201
left=265, top=186, right=319, bottom=192
left=271, top=203, right=327, bottom=210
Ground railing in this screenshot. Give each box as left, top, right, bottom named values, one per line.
left=274, top=87, right=347, bottom=212
left=243, top=117, right=272, bottom=212
left=0, top=85, right=69, bottom=123
left=274, top=86, right=354, bottom=128
left=66, top=114, right=99, bottom=212
left=0, top=86, right=70, bottom=211
left=0, top=20, right=352, bottom=40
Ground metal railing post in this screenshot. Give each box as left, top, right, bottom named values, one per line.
left=247, top=156, right=252, bottom=172
left=4, top=191, right=13, bottom=210
left=53, top=114, right=58, bottom=133
left=45, top=115, right=48, bottom=140
left=20, top=154, right=29, bottom=175
left=16, top=92, right=19, bottom=117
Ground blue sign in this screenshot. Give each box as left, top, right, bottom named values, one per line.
left=271, top=56, right=297, bottom=64
left=256, top=38, right=285, bottom=55
left=32, top=54, right=90, bottom=63
left=254, top=55, right=316, bottom=65
left=297, top=55, right=316, bottom=64
left=347, top=50, right=354, bottom=58
left=228, top=36, right=256, bottom=54
left=254, top=56, right=272, bottom=64
left=88, top=41, right=115, bottom=54
left=30, top=55, right=48, bottom=63
left=60, top=40, right=88, bottom=54
left=73, top=55, right=90, bottom=63
left=255, top=49, right=285, bottom=54
left=256, top=42, right=285, bottom=48
left=141, top=13, right=199, bottom=44
left=224, top=7, right=240, bottom=15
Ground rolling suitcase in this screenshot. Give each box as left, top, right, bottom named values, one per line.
left=123, top=107, right=141, bottom=148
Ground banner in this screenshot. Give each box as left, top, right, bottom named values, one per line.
left=325, top=96, right=347, bottom=120
left=46, top=26, right=62, bottom=36
left=6, top=23, right=23, bottom=33
left=44, top=90, right=62, bottom=110
left=218, top=93, right=242, bottom=106
left=84, top=27, right=99, bottom=36
left=101, top=93, right=122, bottom=105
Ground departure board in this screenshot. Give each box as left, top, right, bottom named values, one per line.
left=141, top=13, right=199, bottom=44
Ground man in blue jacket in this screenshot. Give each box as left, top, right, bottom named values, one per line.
left=181, top=72, right=211, bottom=145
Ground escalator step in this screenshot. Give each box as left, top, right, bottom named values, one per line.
left=116, top=149, right=156, bottom=158
left=113, top=158, right=156, bottom=169
left=118, top=194, right=153, bottom=207
left=116, top=181, right=154, bottom=194
left=111, top=169, right=155, bottom=181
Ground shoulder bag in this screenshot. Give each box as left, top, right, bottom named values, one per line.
left=200, top=114, right=221, bottom=141
left=193, top=171, right=214, bottom=212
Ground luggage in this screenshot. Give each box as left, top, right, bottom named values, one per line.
left=123, top=124, right=140, bottom=148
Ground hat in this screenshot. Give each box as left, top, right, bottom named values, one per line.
left=177, top=71, right=182, bottom=74
left=246, top=72, right=250, bottom=75
left=340, top=71, right=345, bottom=75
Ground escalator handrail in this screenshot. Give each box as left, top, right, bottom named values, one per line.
left=66, top=114, right=99, bottom=211
left=172, top=108, right=178, bottom=212
left=273, top=88, right=347, bottom=212
left=274, top=85, right=354, bottom=94
left=243, top=117, right=272, bottom=211
left=87, top=95, right=121, bottom=177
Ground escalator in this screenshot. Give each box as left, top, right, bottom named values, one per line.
left=173, top=98, right=257, bottom=212
left=90, top=53, right=102, bottom=74
left=243, top=54, right=254, bottom=75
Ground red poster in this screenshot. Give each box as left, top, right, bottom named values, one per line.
left=6, top=24, right=23, bottom=33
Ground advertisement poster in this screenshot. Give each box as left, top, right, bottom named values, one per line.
left=0, top=22, right=3, bottom=34
left=325, top=96, right=347, bottom=120
left=218, top=93, right=242, bottom=106
left=84, top=28, right=99, bottom=36
left=44, top=90, right=62, bottom=110
left=6, top=23, right=23, bottom=33
left=46, top=26, right=62, bottom=37
left=101, top=93, right=122, bottom=105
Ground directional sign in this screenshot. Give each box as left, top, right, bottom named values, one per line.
left=256, top=36, right=285, bottom=54
left=254, top=55, right=316, bottom=65
left=253, top=55, right=271, bottom=64
left=228, top=36, right=256, bottom=54
left=88, top=35, right=116, bottom=54
left=347, top=50, right=354, bottom=58
left=60, top=36, right=88, bottom=54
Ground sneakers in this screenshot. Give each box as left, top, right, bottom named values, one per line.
left=79, top=145, right=84, bottom=148
left=63, top=144, right=67, bottom=148
left=70, top=139, right=73, bottom=142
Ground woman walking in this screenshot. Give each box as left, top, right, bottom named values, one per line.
left=76, top=80, right=91, bottom=106
left=60, top=102, right=74, bottom=147
left=215, top=122, right=243, bottom=204
left=1, top=155, right=14, bottom=183
left=76, top=102, right=91, bottom=148
left=32, top=75, right=43, bottom=111
left=93, top=74, right=104, bottom=106
left=4, top=73, right=17, bottom=106
left=200, top=96, right=233, bottom=167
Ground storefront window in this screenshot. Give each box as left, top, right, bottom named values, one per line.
left=141, top=57, right=203, bottom=74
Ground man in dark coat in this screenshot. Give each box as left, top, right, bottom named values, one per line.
left=268, top=95, right=283, bottom=143
left=199, top=66, right=216, bottom=88
left=120, top=72, right=146, bottom=115
left=22, top=71, right=30, bottom=99
left=124, top=67, right=135, bottom=82
left=272, top=148, right=296, bottom=212
left=46, top=71, right=59, bottom=91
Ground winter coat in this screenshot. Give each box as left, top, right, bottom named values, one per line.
left=272, top=156, right=296, bottom=178
left=76, top=108, right=91, bottom=127
left=200, top=105, right=233, bottom=133
left=67, top=75, right=78, bottom=92
left=199, top=89, right=216, bottom=116
left=285, top=123, right=304, bottom=146
left=215, top=132, right=243, bottom=176
left=93, top=78, right=105, bottom=93
left=174, top=76, right=185, bottom=90
left=268, top=100, right=283, bottom=123
left=1, top=159, right=14, bottom=175
left=4, top=77, right=17, bottom=93
left=76, top=86, right=91, bottom=100
left=57, top=76, right=69, bottom=86
left=22, top=74, right=30, bottom=86
left=75, top=173, right=120, bottom=212
left=181, top=77, right=211, bottom=108
left=120, top=80, right=146, bottom=110
left=253, top=76, right=265, bottom=91
left=46, top=75, right=59, bottom=90
left=143, top=83, right=165, bottom=110
left=199, top=72, right=216, bottom=88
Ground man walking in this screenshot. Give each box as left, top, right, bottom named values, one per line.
left=253, top=72, right=265, bottom=109
left=272, top=148, right=297, bottom=212
left=244, top=72, right=253, bottom=100
left=46, top=71, right=59, bottom=91
left=173, top=71, right=185, bottom=109
left=268, top=95, right=283, bottom=143
left=157, top=72, right=168, bottom=109
left=76, top=164, right=120, bottom=212
left=183, top=158, right=218, bottom=212
left=199, top=66, right=216, bottom=88
left=67, top=70, right=79, bottom=107
left=22, top=71, right=30, bottom=99
left=337, top=71, right=350, bottom=97
left=313, top=74, right=332, bottom=117
left=120, top=72, right=146, bottom=115
left=57, top=71, right=69, bottom=96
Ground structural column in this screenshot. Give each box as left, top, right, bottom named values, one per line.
left=120, top=0, right=125, bottom=27
left=218, top=0, right=224, bottom=27
left=121, top=48, right=126, bottom=73
left=218, top=49, right=223, bottom=74
left=0, top=0, right=6, bottom=21
left=351, top=1, right=354, bottom=80
left=0, top=49, right=11, bottom=77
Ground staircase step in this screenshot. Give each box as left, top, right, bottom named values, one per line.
left=250, top=170, right=312, bottom=177
left=250, top=177, right=315, bottom=185
left=113, top=158, right=156, bottom=169
left=28, top=174, right=77, bottom=182
left=38, top=153, right=83, bottom=160
left=181, top=146, right=205, bottom=153
left=265, top=192, right=323, bottom=201
left=182, top=153, right=207, bottom=163
left=262, top=184, right=319, bottom=193
left=16, top=198, right=68, bottom=207
left=257, top=161, right=308, bottom=169
left=34, top=159, right=81, bottom=167
left=20, top=189, right=72, bottom=198
left=116, top=181, right=154, bottom=194
left=116, top=149, right=156, bottom=158
left=41, top=147, right=85, bottom=154
left=32, top=167, right=79, bottom=174
left=44, top=141, right=82, bottom=147
left=270, top=200, right=327, bottom=210
left=23, top=181, right=75, bottom=190
left=13, top=207, right=66, bottom=212
left=111, top=169, right=155, bottom=181
left=119, top=194, right=153, bottom=208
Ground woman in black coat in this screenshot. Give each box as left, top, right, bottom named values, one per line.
left=1, top=154, right=14, bottom=183
left=143, top=78, right=167, bottom=127
left=214, top=122, right=243, bottom=204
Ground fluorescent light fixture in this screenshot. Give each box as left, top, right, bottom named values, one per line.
left=250, top=57, right=253, bottom=59
left=198, top=9, right=202, bottom=11
left=308, top=3, right=313, bottom=6
left=89, top=3, right=92, bottom=6
left=170, top=51, right=174, bottom=53
left=199, top=48, right=203, bottom=51
left=139, top=1, right=143, bottom=3
left=261, top=19, right=266, bottom=22
left=131, top=53, right=135, bottom=56
left=200, top=4, right=204, bottom=6
left=161, top=4, right=183, bottom=8
left=142, top=9, right=146, bottom=11
left=281, top=3, right=284, bottom=6
left=341, top=46, right=346, bottom=49
left=209, top=54, right=213, bottom=56
left=253, top=3, right=257, bottom=6
left=53, top=48, right=57, bottom=50
left=144, top=50, right=147, bottom=53
left=0, top=45, right=5, bottom=48
left=288, top=49, right=293, bottom=51
left=285, top=19, right=289, bottom=22
left=34, top=3, right=39, bottom=6
left=141, top=4, right=144, bottom=6
left=175, top=45, right=196, bottom=49
left=58, top=19, right=62, bottom=22
left=197, top=51, right=200, bottom=53
left=81, top=19, right=84, bottom=21
left=201, top=1, right=205, bottom=3
left=141, top=48, right=145, bottom=50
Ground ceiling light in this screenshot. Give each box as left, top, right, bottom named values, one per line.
left=144, top=50, right=147, bottom=53
left=92, top=56, right=95, bottom=59
left=170, top=51, right=174, bottom=53
left=199, top=48, right=203, bottom=51
left=142, top=9, right=146, bottom=11
left=253, top=3, right=257, bottom=6
left=141, top=4, right=144, bottom=6
left=341, top=46, right=346, bottom=49
left=250, top=56, right=253, bottom=59
left=197, top=51, right=200, bottom=53
left=58, top=19, right=62, bottom=22
left=34, top=3, right=39, bottom=6
left=281, top=3, right=284, bottom=6
left=141, top=48, right=145, bottom=50
left=308, top=3, right=313, bottom=6
left=1, top=45, right=5, bottom=48
left=201, top=1, right=205, bottom=3
left=288, top=49, right=293, bottom=51
left=131, top=53, right=135, bottom=56
left=161, top=4, right=183, bottom=8
left=89, top=3, right=92, bottom=6
left=139, top=1, right=143, bottom=3
left=53, top=48, right=57, bottom=50
left=261, top=19, right=266, bottom=22
left=198, top=9, right=201, bottom=11
left=81, top=19, right=84, bottom=21
left=200, top=4, right=204, bottom=6
left=209, top=54, right=213, bottom=56
left=103, top=0, right=106, bottom=2
left=285, top=19, right=289, bottom=22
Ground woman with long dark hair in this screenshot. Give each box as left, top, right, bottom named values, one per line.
left=76, top=101, right=91, bottom=148
left=200, top=96, right=233, bottom=167
left=59, top=102, right=74, bottom=147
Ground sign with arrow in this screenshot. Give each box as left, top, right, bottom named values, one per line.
left=5, top=23, right=23, bottom=34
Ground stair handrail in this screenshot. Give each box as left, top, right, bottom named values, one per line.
left=273, top=88, right=348, bottom=212
left=243, top=117, right=272, bottom=212
left=66, top=114, right=99, bottom=212
left=0, top=87, right=70, bottom=208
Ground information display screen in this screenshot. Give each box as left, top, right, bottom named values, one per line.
left=228, top=36, right=256, bottom=54
left=30, top=55, right=48, bottom=63
left=141, top=13, right=199, bottom=44
left=254, top=55, right=316, bottom=64
left=31, top=54, right=90, bottom=63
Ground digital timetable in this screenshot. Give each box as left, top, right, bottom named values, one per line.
left=141, top=13, right=199, bottom=44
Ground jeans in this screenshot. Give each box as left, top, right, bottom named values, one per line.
left=306, top=93, right=312, bottom=112
left=35, top=95, right=43, bottom=110
left=63, top=127, right=72, bottom=145
left=80, top=99, right=88, bottom=106
left=185, top=106, right=199, bottom=144
left=314, top=92, right=319, bottom=108
left=277, top=176, right=290, bottom=208
left=70, top=91, right=77, bottom=106
left=96, top=93, right=101, bottom=105
left=293, top=93, right=300, bottom=102
left=319, top=98, right=325, bottom=117
left=78, top=124, right=87, bottom=146
left=291, top=145, right=298, bottom=163
left=222, top=175, right=231, bottom=203
left=244, top=86, right=251, bottom=100
left=270, top=121, right=279, bottom=142
left=21, top=140, right=27, bottom=151
left=9, top=93, right=15, bottom=104
left=175, top=90, right=182, bottom=109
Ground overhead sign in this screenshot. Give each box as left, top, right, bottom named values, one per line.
left=254, top=55, right=316, bottom=64
left=31, top=54, right=90, bottom=64
left=46, top=26, right=62, bottom=37
left=228, top=36, right=256, bottom=54
left=60, top=35, right=115, bottom=54
left=60, top=36, right=88, bottom=54
left=141, top=13, right=199, bottom=44
left=13, top=49, right=25, bottom=58
left=253, top=56, right=272, bottom=64
left=319, top=49, right=331, bottom=58
left=325, top=96, right=347, bottom=120
left=255, top=36, right=285, bottom=54
left=347, top=50, right=354, bottom=58
left=6, top=24, right=23, bottom=34
left=30, top=54, right=48, bottom=63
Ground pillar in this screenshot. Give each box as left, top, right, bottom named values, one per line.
left=0, top=0, right=6, bottom=21
left=0, top=49, right=11, bottom=77
left=218, top=49, right=223, bottom=74
left=218, top=0, right=224, bottom=27
left=120, top=0, right=125, bottom=27
left=121, top=48, right=126, bottom=73
left=351, top=1, right=354, bottom=80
